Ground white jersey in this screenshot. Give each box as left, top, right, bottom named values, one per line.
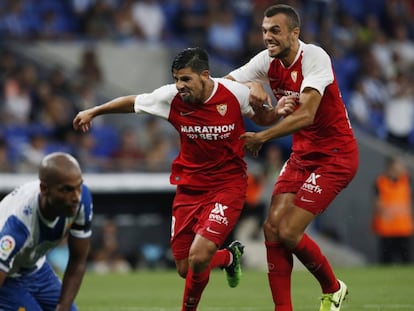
left=229, top=41, right=357, bottom=157
left=133, top=77, right=254, bottom=119
left=133, top=78, right=255, bottom=189
left=0, top=181, right=93, bottom=277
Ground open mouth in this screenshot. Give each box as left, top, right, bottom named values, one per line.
left=266, top=42, right=279, bottom=50
left=179, top=90, right=191, bottom=98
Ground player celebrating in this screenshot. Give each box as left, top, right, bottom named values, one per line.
left=226, top=4, right=359, bottom=311
left=73, top=47, right=294, bottom=311
left=0, top=152, right=93, bottom=311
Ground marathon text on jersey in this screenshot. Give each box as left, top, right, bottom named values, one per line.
left=181, top=123, right=235, bottom=141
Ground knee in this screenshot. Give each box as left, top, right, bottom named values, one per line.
left=188, top=252, right=210, bottom=273
left=264, top=216, right=299, bottom=247
left=175, top=261, right=188, bottom=278
left=278, top=224, right=300, bottom=249
left=263, top=218, right=279, bottom=239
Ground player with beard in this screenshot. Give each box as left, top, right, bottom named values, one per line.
left=73, top=47, right=295, bottom=311
left=225, top=4, right=358, bottom=311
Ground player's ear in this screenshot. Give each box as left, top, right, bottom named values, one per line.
left=39, top=181, right=49, bottom=195
left=292, top=27, right=300, bottom=39
left=200, top=70, right=210, bottom=79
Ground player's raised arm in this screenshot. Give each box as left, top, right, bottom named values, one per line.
left=73, top=95, right=136, bottom=132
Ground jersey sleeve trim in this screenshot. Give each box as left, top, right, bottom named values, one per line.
left=134, top=84, right=176, bottom=119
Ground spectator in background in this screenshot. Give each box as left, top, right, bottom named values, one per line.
left=78, top=0, right=114, bottom=39
left=75, top=132, right=109, bottom=172
left=38, top=9, right=73, bottom=40
left=389, top=23, right=414, bottom=72
left=111, top=126, right=146, bottom=171
left=39, top=95, right=76, bottom=142
left=111, top=0, right=138, bottom=42
left=370, top=30, right=395, bottom=80
left=0, top=137, right=13, bottom=172
left=2, top=73, right=32, bottom=125
left=131, top=0, right=166, bottom=43
left=136, top=116, right=174, bottom=155
left=77, top=48, right=103, bottom=87
left=47, top=66, right=72, bottom=98
left=0, top=0, right=37, bottom=39
left=372, top=155, right=414, bottom=264
left=358, top=50, right=389, bottom=138
left=89, top=219, right=132, bottom=274
left=144, top=136, right=176, bottom=172
left=172, top=0, right=210, bottom=46
left=16, top=133, right=48, bottom=173
left=384, top=70, right=414, bottom=150
left=206, top=5, right=244, bottom=66
left=348, top=79, right=377, bottom=134
left=0, top=49, right=18, bottom=84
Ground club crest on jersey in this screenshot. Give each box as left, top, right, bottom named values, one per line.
left=0, top=235, right=15, bottom=260
left=291, top=71, right=298, bottom=83
left=216, top=104, right=227, bottom=116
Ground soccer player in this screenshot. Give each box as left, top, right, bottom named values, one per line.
left=73, top=47, right=294, bottom=311
left=225, top=4, right=359, bottom=311
left=0, top=152, right=93, bottom=311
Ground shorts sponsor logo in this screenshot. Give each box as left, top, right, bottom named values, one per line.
left=301, top=172, right=323, bottom=194
left=0, top=235, right=15, bottom=260
left=209, top=203, right=229, bottom=226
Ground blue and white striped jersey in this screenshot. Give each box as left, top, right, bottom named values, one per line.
left=0, top=181, right=93, bottom=276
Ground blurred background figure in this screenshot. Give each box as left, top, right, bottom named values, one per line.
left=131, top=0, right=166, bottom=43
left=372, top=155, right=414, bottom=265
left=89, top=219, right=132, bottom=274
left=111, top=126, right=145, bottom=171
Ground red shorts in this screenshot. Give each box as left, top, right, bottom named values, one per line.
left=274, top=150, right=358, bottom=215
left=171, top=184, right=246, bottom=261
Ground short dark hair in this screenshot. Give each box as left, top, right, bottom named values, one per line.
left=264, top=4, right=301, bottom=30
left=171, top=47, right=209, bottom=74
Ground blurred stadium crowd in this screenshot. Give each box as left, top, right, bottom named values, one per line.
left=1, top=0, right=414, bottom=174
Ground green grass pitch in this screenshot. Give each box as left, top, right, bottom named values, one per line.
left=76, top=265, right=414, bottom=310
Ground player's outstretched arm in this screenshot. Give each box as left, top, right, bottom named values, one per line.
left=73, top=95, right=136, bottom=133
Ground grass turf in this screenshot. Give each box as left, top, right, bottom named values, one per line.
left=76, top=265, right=414, bottom=310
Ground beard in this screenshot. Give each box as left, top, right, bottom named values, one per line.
left=270, top=44, right=291, bottom=59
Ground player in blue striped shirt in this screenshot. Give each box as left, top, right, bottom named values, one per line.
left=0, top=152, right=93, bottom=311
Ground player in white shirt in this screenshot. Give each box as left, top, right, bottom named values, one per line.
left=0, top=152, right=93, bottom=311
